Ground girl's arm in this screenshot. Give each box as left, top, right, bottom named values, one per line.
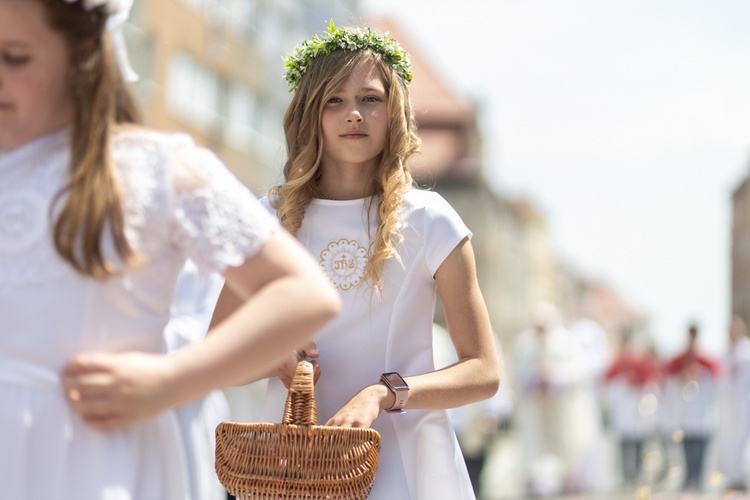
left=209, top=283, right=322, bottom=387
left=62, top=229, right=340, bottom=430
left=326, top=237, right=500, bottom=427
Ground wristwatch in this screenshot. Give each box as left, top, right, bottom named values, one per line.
left=380, top=372, right=409, bottom=413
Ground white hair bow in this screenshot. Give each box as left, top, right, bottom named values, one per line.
left=62, top=0, right=138, bottom=82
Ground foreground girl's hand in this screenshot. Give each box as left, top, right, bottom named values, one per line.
left=325, top=383, right=391, bottom=428
left=61, top=352, right=179, bottom=431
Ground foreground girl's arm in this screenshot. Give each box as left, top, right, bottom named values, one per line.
left=326, top=237, right=500, bottom=428
left=62, top=229, right=340, bottom=430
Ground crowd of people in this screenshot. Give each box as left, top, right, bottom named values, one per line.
left=492, top=308, right=750, bottom=499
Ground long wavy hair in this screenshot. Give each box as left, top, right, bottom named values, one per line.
left=271, top=47, right=421, bottom=290
left=41, top=0, right=141, bottom=279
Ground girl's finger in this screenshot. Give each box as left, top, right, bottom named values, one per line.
left=66, top=395, right=117, bottom=420
left=61, top=372, right=115, bottom=394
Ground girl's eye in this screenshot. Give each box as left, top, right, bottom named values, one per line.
left=363, top=96, right=382, bottom=103
left=327, top=97, right=342, bottom=104
left=2, top=54, right=30, bottom=66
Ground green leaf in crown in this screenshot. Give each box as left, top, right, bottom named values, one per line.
left=282, top=20, right=413, bottom=92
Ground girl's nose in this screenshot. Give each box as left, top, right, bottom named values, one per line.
left=346, top=107, right=363, bottom=123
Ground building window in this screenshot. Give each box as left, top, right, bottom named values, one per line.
left=179, top=0, right=258, bottom=37
left=167, top=52, right=223, bottom=134
left=226, top=84, right=258, bottom=150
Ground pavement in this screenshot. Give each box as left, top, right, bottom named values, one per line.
left=476, top=430, right=744, bottom=500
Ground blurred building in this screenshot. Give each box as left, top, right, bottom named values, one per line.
left=125, top=0, right=359, bottom=193
left=732, top=171, right=750, bottom=326
left=558, top=264, right=647, bottom=347
left=367, top=18, right=560, bottom=348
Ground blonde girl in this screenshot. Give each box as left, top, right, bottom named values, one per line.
left=214, top=23, right=501, bottom=499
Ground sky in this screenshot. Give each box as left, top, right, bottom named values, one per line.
left=359, top=0, right=750, bottom=355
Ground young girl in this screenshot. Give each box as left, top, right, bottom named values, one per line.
left=215, top=23, right=501, bottom=499
left=0, top=1, right=340, bottom=498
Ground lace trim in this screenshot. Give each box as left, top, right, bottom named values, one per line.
left=0, top=129, right=277, bottom=288
left=113, top=130, right=278, bottom=274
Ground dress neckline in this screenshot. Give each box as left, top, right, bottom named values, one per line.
left=311, top=195, right=376, bottom=206
left=0, top=126, right=71, bottom=170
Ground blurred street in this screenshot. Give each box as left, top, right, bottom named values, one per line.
left=475, top=429, right=744, bottom=500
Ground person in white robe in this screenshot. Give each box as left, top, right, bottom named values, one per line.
left=512, top=303, right=585, bottom=496
left=715, top=315, right=750, bottom=492
left=565, top=315, right=612, bottom=493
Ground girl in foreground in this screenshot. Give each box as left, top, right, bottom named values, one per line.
left=215, top=23, right=500, bottom=499
left=0, top=1, right=339, bottom=498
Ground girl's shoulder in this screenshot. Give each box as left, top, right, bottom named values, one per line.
left=402, top=187, right=443, bottom=205
left=401, top=188, right=469, bottom=238
left=401, top=188, right=459, bottom=218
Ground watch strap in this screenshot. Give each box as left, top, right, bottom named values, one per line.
left=381, top=372, right=408, bottom=413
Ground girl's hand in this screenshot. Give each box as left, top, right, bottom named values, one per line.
left=325, top=383, right=390, bottom=428
left=61, top=352, right=179, bottom=431
left=277, top=341, right=320, bottom=388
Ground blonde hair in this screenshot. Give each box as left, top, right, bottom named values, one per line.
left=271, top=48, right=420, bottom=290
left=42, top=0, right=141, bottom=279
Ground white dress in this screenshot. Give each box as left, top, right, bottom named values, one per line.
left=715, top=337, right=750, bottom=487
left=166, top=260, right=228, bottom=500
left=0, top=127, right=278, bottom=500
left=259, top=191, right=475, bottom=500
left=512, top=324, right=589, bottom=495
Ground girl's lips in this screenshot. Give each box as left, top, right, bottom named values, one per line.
left=341, top=132, right=367, bottom=138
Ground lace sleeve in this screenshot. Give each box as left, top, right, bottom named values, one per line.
left=167, top=136, right=279, bottom=274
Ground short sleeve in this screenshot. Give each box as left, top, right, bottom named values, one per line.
left=258, top=196, right=277, bottom=216
left=420, top=191, right=471, bottom=276
left=168, top=137, right=279, bottom=274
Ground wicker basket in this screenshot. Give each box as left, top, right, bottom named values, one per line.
left=215, top=361, right=381, bottom=499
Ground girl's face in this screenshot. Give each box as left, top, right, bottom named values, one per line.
left=0, top=0, right=75, bottom=151
left=320, top=58, right=388, bottom=176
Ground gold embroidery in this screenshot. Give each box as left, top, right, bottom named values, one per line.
left=320, top=238, right=368, bottom=291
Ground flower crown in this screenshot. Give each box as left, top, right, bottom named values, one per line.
left=283, top=21, right=413, bottom=93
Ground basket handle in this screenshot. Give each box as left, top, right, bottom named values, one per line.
left=281, top=360, right=317, bottom=426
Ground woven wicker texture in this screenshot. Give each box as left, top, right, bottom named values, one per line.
left=215, top=361, right=381, bottom=499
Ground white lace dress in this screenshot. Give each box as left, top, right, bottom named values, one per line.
left=0, top=127, right=278, bottom=500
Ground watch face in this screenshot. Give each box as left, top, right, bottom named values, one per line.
left=383, top=372, right=408, bottom=390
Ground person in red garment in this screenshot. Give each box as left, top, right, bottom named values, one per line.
left=602, top=328, right=661, bottom=489
left=660, top=323, right=721, bottom=491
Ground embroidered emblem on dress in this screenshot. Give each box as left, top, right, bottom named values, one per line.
left=0, top=190, right=47, bottom=254
left=319, top=238, right=368, bottom=291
